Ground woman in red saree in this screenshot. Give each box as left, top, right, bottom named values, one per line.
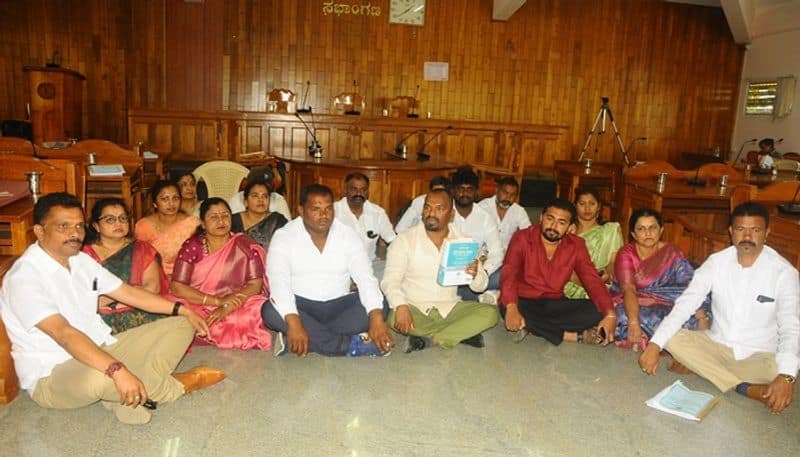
left=169, top=198, right=271, bottom=351
left=82, top=198, right=170, bottom=334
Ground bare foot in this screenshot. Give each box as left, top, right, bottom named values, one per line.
left=667, top=359, right=694, bottom=374
left=563, top=331, right=578, bottom=342
left=744, top=384, right=770, bottom=405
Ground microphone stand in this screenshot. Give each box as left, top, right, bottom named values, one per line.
left=686, top=167, right=706, bottom=187
left=416, top=126, right=453, bottom=162
left=778, top=183, right=800, bottom=214
left=294, top=111, right=323, bottom=158
left=297, top=81, right=311, bottom=114
left=389, top=129, right=427, bottom=160
left=731, top=139, right=757, bottom=165
left=407, top=85, right=420, bottom=118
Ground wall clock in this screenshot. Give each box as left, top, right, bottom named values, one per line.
left=389, top=0, right=426, bottom=26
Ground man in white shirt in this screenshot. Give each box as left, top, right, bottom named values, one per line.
left=450, top=167, right=504, bottom=300
left=227, top=166, right=292, bottom=220
left=477, top=176, right=531, bottom=251
left=640, top=202, right=799, bottom=414
left=0, top=193, right=224, bottom=425
left=333, top=172, right=396, bottom=278
left=383, top=189, right=498, bottom=352
left=395, top=175, right=450, bottom=234
left=261, top=184, right=394, bottom=357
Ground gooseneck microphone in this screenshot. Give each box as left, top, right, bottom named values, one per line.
left=732, top=138, right=758, bottom=165
left=778, top=183, right=800, bottom=215
left=390, top=129, right=427, bottom=160
left=416, top=125, right=454, bottom=162
left=294, top=112, right=323, bottom=158
left=297, top=80, right=311, bottom=113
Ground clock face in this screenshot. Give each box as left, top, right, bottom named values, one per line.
left=389, top=0, right=425, bottom=26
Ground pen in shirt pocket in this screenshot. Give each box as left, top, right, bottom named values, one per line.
left=92, top=278, right=98, bottom=292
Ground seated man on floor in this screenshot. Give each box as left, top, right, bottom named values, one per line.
left=382, top=188, right=499, bottom=352
left=395, top=175, right=450, bottom=234
left=227, top=166, right=292, bottom=220
left=640, top=202, right=799, bottom=414
left=0, top=193, right=224, bottom=425
left=262, top=184, right=394, bottom=357
left=334, top=172, right=396, bottom=278
left=449, top=167, right=504, bottom=301
left=500, top=198, right=616, bottom=346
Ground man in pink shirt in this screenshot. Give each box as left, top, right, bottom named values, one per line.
left=500, top=198, right=616, bottom=345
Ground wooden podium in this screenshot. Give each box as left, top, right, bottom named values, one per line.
left=24, top=66, right=85, bottom=144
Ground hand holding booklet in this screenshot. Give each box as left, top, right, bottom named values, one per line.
left=437, top=238, right=480, bottom=286
left=645, top=380, right=720, bottom=421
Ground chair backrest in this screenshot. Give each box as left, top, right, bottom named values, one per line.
left=773, top=159, right=800, bottom=171
left=332, top=92, right=365, bottom=115
left=388, top=96, right=418, bottom=117
left=696, top=162, right=745, bottom=184
left=267, top=88, right=296, bottom=113
left=620, top=184, right=663, bottom=240
left=0, top=154, right=82, bottom=201
left=730, top=181, right=800, bottom=214
left=0, top=137, right=35, bottom=155
left=745, top=150, right=760, bottom=166
left=782, top=152, right=800, bottom=160
left=192, top=160, right=250, bottom=200
left=624, top=160, right=688, bottom=181
left=667, top=215, right=730, bottom=268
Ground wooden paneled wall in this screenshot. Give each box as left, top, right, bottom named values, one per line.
left=1, top=0, right=744, bottom=166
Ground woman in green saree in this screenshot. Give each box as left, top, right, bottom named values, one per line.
left=83, top=198, right=170, bottom=334
left=564, top=187, right=623, bottom=299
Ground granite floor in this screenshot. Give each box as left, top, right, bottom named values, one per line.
left=1, top=326, right=798, bottom=457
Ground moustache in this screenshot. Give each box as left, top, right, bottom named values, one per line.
left=738, top=240, right=756, bottom=247
left=498, top=200, right=513, bottom=209
left=350, top=195, right=365, bottom=201
left=65, top=238, right=82, bottom=244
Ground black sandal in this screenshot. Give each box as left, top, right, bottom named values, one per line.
left=578, top=327, right=606, bottom=345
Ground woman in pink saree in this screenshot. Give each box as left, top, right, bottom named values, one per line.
left=611, top=208, right=710, bottom=351
left=169, top=198, right=271, bottom=351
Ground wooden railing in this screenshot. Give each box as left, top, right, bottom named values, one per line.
left=127, top=109, right=571, bottom=178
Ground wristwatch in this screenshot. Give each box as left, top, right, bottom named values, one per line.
left=778, top=374, right=796, bottom=384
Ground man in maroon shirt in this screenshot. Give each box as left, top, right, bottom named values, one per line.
left=500, top=198, right=616, bottom=345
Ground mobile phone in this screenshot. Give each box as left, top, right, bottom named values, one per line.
left=143, top=399, right=158, bottom=410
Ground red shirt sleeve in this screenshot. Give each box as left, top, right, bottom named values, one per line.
left=572, top=237, right=614, bottom=314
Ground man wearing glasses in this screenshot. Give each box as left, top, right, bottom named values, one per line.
left=640, top=202, right=799, bottom=414
left=0, top=193, right=225, bottom=425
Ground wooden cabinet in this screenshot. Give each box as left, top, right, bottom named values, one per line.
left=24, top=66, right=85, bottom=144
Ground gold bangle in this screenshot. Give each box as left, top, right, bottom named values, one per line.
left=604, top=314, right=617, bottom=320
left=629, top=320, right=640, bottom=325
left=202, top=294, right=208, bottom=305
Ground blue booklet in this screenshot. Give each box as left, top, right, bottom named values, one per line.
left=437, top=238, right=480, bottom=286
left=646, top=380, right=720, bottom=421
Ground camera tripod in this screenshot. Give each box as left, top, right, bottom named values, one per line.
left=577, top=97, right=631, bottom=166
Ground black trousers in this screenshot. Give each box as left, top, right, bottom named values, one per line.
left=261, top=293, right=368, bottom=356
left=504, top=298, right=603, bottom=346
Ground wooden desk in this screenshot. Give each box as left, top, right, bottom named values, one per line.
left=746, top=169, right=800, bottom=187
left=0, top=198, right=34, bottom=256
left=770, top=213, right=800, bottom=269
left=275, top=155, right=459, bottom=222
left=622, top=180, right=732, bottom=235
left=554, top=160, right=623, bottom=220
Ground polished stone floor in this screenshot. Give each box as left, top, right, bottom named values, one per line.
left=1, top=326, right=798, bottom=457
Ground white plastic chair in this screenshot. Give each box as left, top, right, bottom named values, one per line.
left=192, top=160, right=249, bottom=200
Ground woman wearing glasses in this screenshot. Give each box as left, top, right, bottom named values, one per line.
left=83, top=198, right=170, bottom=334
left=610, top=208, right=710, bottom=351
left=168, top=198, right=271, bottom=351
left=134, top=180, right=201, bottom=276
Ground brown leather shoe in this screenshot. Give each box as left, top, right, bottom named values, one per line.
left=172, top=366, right=226, bottom=394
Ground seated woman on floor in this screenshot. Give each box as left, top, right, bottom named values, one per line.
left=611, top=208, right=710, bottom=351
left=230, top=177, right=288, bottom=252
left=169, top=198, right=271, bottom=351
left=134, top=180, right=201, bottom=276
left=82, top=198, right=170, bottom=334
left=564, top=187, right=623, bottom=299
left=175, top=171, right=202, bottom=216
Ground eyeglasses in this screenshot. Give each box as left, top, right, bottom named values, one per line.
left=205, top=212, right=231, bottom=222
left=98, top=215, right=130, bottom=225
left=47, top=222, right=87, bottom=233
